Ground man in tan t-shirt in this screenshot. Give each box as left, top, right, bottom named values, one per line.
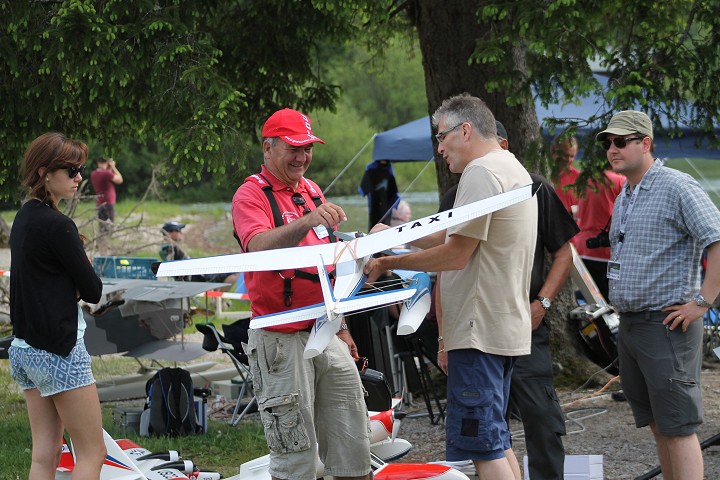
left=364, top=94, right=537, bottom=480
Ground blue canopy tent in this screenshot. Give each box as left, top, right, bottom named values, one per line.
left=372, top=113, right=720, bottom=163
left=371, top=80, right=720, bottom=163
left=372, top=117, right=436, bottom=163
left=361, top=81, right=719, bottom=229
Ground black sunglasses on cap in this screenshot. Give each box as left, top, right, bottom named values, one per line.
left=601, top=136, right=645, bottom=151
left=58, top=164, right=86, bottom=178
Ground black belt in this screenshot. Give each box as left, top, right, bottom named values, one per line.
left=620, top=310, right=667, bottom=320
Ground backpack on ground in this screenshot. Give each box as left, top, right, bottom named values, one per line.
left=140, top=367, right=199, bottom=436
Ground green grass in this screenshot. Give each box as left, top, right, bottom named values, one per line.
left=0, top=351, right=267, bottom=478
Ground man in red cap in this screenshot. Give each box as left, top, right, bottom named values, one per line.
left=232, top=109, right=371, bottom=480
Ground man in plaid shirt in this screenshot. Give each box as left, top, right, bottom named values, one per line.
left=600, top=110, right=720, bottom=480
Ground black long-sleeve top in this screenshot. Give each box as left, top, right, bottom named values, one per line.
left=10, top=199, right=103, bottom=356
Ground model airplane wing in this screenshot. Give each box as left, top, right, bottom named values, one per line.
left=83, top=278, right=228, bottom=362
left=155, top=182, right=539, bottom=278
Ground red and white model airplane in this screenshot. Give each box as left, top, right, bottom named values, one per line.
left=55, top=405, right=469, bottom=480
left=155, top=184, right=539, bottom=358
left=56, top=429, right=221, bottom=480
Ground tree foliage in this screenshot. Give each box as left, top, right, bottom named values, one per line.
left=0, top=0, right=396, bottom=202
left=404, top=0, right=720, bottom=193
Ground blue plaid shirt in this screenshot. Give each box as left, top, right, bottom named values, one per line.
left=608, top=159, right=720, bottom=312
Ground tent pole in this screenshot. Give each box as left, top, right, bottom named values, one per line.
left=323, top=134, right=377, bottom=195
left=377, top=158, right=436, bottom=225
left=400, top=159, right=435, bottom=197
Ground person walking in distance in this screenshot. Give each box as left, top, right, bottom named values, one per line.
left=90, top=156, right=123, bottom=254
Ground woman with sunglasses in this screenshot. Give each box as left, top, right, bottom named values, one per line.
left=8, top=132, right=105, bottom=478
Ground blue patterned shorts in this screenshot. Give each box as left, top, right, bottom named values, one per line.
left=9, top=339, right=95, bottom=397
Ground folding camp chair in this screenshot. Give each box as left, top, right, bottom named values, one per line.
left=195, top=321, right=256, bottom=426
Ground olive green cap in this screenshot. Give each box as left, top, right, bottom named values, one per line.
left=596, top=110, right=654, bottom=141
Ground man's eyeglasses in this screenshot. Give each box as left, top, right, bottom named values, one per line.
left=60, top=164, right=86, bottom=178
left=435, top=123, right=464, bottom=143
left=292, top=193, right=311, bottom=215
left=601, top=136, right=645, bottom=151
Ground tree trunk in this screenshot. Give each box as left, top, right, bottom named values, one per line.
left=412, top=0, right=542, bottom=196
left=410, top=0, right=606, bottom=385
left=0, top=216, right=9, bottom=248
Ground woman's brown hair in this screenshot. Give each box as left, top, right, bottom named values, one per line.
left=20, top=132, right=88, bottom=208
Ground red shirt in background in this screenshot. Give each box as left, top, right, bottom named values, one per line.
left=555, top=166, right=581, bottom=215
left=90, top=168, right=116, bottom=206
left=573, top=170, right=625, bottom=259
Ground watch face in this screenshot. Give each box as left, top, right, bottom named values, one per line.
left=538, top=297, right=551, bottom=309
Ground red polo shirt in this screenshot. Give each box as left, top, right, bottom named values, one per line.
left=573, top=170, right=625, bottom=259
left=232, top=166, right=332, bottom=332
left=555, top=165, right=580, bottom=215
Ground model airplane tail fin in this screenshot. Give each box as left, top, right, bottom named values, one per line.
left=100, top=428, right=147, bottom=479
left=316, top=255, right=338, bottom=320
left=57, top=437, right=75, bottom=472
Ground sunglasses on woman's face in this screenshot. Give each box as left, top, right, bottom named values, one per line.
left=601, top=136, right=645, bottom=151
left=60, top=164, right=86, bottom=178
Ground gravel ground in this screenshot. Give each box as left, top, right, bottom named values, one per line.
left=393, top=364, right=720, bottom=479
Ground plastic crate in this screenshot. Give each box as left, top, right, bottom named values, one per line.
left=93, top=256, right=157, bottom=279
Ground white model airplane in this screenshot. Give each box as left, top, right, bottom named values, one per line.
left=56, top=429, right=221, bottom=480
left=156, top=183, right=539, bottom=358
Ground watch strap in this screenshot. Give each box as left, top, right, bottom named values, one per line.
left=694, top=293, right=714, bottom=309
left=536, top=295, right=551, bottom=310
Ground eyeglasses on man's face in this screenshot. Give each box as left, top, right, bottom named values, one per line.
left=59, top=164, right=86, bottom=178
left=435, top=123, right=464, bottom=143
left=601, top=136, right=645, bottom=151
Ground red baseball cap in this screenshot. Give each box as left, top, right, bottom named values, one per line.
left=261, top=108, right=326, bottom=146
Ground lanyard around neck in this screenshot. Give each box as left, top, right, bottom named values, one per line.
left=614, top=178, right=644, bottom=260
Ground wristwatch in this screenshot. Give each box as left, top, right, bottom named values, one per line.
left=340, top=323, right=349, bottom=331
left=536, top=296, right=552, bottom=310
left=694, top=293, right=714, bottom=309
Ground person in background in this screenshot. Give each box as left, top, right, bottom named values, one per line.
left=359, top=159, right=399, bottom=231
left=90, top=156, right=123, bottom=254
left=601, top=110, right=720, bottom=479
left=232, top=108, right=371, bottom=480
left=9, top=132, right=105, bottom=478
left=365, top=94, right=538, bottom=480
left=390, top=199, right=412, bottom=226
left=159, top=221, right=239, bottom=286
left=437, top=121, right=579, bottom=479
left=552, top=136, right=580, bottom=217
left=573, top=167, right=625, bottom=300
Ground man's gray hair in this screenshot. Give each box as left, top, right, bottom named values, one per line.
left=431, top=93, right=497, bottom=141
left=263, top=137, right=278, bottom=147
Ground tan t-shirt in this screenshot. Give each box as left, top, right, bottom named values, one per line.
left=440, top=149, right=537, bottom=356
